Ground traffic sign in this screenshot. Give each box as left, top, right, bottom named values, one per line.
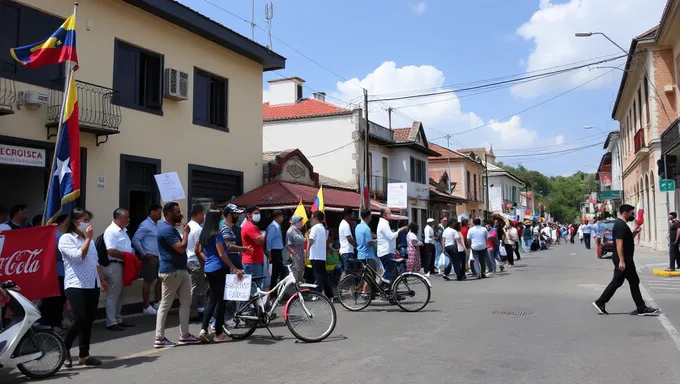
left=660, top=179, right=676, bottom=192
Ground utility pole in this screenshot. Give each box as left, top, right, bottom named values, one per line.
left=387, top=107, right=393, bottom=129
left=251, top=0, right=255, bottom=40
left=445, top=135, right=451, bottom=193
left=484, top=153, right=490, bottom=220
left=364, top=89, right=371, bottom=206
left=664, top=154, right=670, bottom=216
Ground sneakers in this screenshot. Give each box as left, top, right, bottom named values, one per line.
left=214, top=333, right=231, bottom=343
left=152, top=302, right=160, bottom=310
left=425, top=272, right=431, bottom=277
left=637, top=306, right=660, bottom=316
left=154, top=337, right=176, bottom=349
left=142, top=306, right=157, bottom=315
left=178, top=333, right=201, bottom=345
left=592, top=302, right=609, bottom=315
left=198, top=329, right=210, bottom=343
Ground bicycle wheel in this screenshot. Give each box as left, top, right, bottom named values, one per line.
left=285, top=291, right=336, bottom=343
left=224, top=300, right=258, bottom=339
left=16, top=329, right=66, bottom=379
left=337, top=274, right=373, bottom=311
left=392, top=274, right=431, bottom=312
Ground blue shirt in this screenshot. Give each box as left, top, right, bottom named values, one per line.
left=265, top=221, right=283, bottom=252
left=593, top=222, right=605, bottom=237
left=157, top=221, right=188, bottom=273
left=582, top=224, right=592, bottom=234
left=356, top=221, right=375, bottom=259
left=132, top=217, right=160, bottom=257
left=56, top=230, right=64, bottom=277
left=203, top=235, right=227, bottom=273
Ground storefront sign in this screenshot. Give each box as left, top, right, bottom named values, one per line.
left=598, top=190, right=621, bottom=200
left=0, top=226, right=59, bottom=300
left=154, top=172, right=186, bottom=202
left=0, top=144, right=45, bottom=167
left=387, top=183, right=408, bottom=208
left=599, top=173, right=612, bottom=187
left=97, top=176, right=105, bottom=190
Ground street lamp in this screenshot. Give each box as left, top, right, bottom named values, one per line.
left=574, top=32, right=629, bottom=56
left=584, top=125, right=608, bottom=135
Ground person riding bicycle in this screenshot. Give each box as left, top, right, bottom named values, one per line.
left=376, top=208, right=408, bottom=283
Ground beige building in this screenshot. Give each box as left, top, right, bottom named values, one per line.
left=0, top=0, right=285, bottom=234
left=617, top=0, right=679, bottom=251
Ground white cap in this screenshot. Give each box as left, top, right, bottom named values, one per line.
left=426, top=218, right=435, bottom=223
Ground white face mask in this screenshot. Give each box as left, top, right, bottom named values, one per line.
left=252, top=213, right=261, bottom=223
left=78, top=222, right=89, bottom=233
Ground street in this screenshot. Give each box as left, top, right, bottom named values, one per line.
left=5, top=242, right=680, bottom=384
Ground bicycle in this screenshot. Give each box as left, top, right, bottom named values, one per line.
left=223, top=262, right=337, bottom=343
left=337, top=257, right=432, bottom=312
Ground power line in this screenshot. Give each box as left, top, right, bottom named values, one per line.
left=492, top=133, right=606, bottom=153
left=306, top=139, right=359, bottom=158
left=495, top=142, right=604, bottom=158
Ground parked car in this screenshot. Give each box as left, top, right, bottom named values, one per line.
left=600, top=220, right=616, bottom=257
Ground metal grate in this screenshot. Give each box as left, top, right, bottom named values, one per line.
left=493, top=310, right=534, bottom=316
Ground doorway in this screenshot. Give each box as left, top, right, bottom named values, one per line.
left=119, top=154, right=160, bottom=237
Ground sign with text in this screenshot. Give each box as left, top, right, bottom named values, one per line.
left=489, top=186, right=503, bottom=213
left=154, top=172, right=186, bottom=202
left=660, top=179, right=676, bottom=192
left=387, top=183, right=408, bottom=208
left=0, top=144, right=45, bottom=168
left=598, top=190, right=621, bottom=200
left=224, top=274, right=252, bottom=301
left=0, top=226, right=59, bottom=300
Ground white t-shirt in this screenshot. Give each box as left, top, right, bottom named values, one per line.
left=407, top=232, right=421, bottom=246
left=308, top=223, right=328, bottom=261
left=376, top=218, right=399, bottom=257
left=186, top=220, right=202, bottom=263
left=467, top=225, right=489, bottom=251
left=338, top=219, right=354, bottom=254
left=424, top=225, right=435, bottom=244
left=443, top=227, right=456, bottom=247
left=103, top=221, right=132, bottom=261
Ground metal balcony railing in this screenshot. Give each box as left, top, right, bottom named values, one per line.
left=46, top=79, right=122, bottom=144
left=634, top=128, right=646, bottom=153
left=0, top=62, right=16, bottom=115
left=370, top=175, right=401, bottom=200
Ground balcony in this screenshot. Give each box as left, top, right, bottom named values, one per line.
left=661, top=117, right=680, bottom=155
left=368, top=121, right=394, bottom=143
left=46, top=80, right=122, bottom=145
left=369, top=175, right=401, bottom=201
left=0, top=63, right=16, bottom=116
left=634, top=128, right=648, bottom=154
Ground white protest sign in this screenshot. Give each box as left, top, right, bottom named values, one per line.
left=224, top=274, right=252, bottom=301
left=387, top=182, right=408, bottom=209
left=154, top=172, right=186, bottom=202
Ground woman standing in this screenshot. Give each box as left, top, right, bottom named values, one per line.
left=286, top=215, right=306, bottom=281
left=406, top=223, right=422, bottom=272
left=196, top=210, right=245, bottom=343
left=443, top=221, right=466, bottom=281
left=58, top=208, right=108, bottom=367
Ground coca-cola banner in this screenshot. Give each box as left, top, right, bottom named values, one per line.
left=0, top=226, right=59, bottom=300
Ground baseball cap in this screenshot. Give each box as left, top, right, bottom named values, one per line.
left=426, top=218, right=435, bottom=223
left=291, top=215, right=304, bottom=224
left=223, top=204, right=244, bottom=214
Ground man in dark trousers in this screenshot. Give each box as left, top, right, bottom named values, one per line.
left=593, top=204, right=659, bottom=316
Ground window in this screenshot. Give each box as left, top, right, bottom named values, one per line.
left=643, top=76, right=650, bottom=127
left=296, top=84, right=303, bottom=101
left=637, top=88, right=643, bottom=128
left=632, top=100, right=638, bottom=130
left=466, top=171, right=471, bottom=193
left=0, top=1, right=64, bottom=89
left=113, top=39, right=163, bottom=114
left=473, top=174, right=478, bottom=201
left=193, top=68, right=228, bottom=130
left=409, top=157, right=426, bottom=184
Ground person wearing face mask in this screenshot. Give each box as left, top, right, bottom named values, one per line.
left=241, top=205, right=267, bottom=291
left=286, top=215, right=306, bottom=281
left=102, top=208, right=135, bottom=331
left=593, top=204, right=659, bottom=316
left=58, top=208, right=108, bottom=367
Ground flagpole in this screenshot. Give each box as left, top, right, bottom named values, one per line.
left=42, top=2, right=78, bottom=225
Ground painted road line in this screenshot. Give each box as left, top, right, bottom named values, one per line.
left=652, top=268, right=680, bottom=277
left=639, top=284, right=680, bottom=352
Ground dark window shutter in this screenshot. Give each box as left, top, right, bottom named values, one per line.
left=193, top=69, right=209, bottom=124
left=16, top=6, right=63, bottom=87
left=216, top=77, right=227, bottom=127
left=113, top=41, right=138, bottom=106
left=141, top=52, right=162, bottom=109
left=0, top=2, right=19, bottom=75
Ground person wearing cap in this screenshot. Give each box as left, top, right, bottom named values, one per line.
left=220, top=204, right=246, bottom=271
left=423, top=218, right=436, bottom=275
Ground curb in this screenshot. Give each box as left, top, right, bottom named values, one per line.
left=652, top=268, right=680, bottom=277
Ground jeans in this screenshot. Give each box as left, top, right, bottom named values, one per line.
left=444, top=246, right=465, bottom=280
left=596, top=258, right=646, bottom=312
left=243, top=263, right=265, bottom=293
left=101, top=262, right=125, bottom=327
left=379, top=254, right=397, bottom=282
left=670, top=243, right=680, bottom=270
left=583, top=234, right=591, bottom=249
left=503, top=244, right=515, bottom=265
left=202, top=269, right=227, bottom=335
left=524, top=238, right=532, bottom=251
left=487, top=248, right=497, bottom=273
left=156, top=270, right=191, bottom=340
left=340, top=253, right=354, bottom=272
left=187, top=261, right=207, bottom=318
left=471, top=249, right=488, bottom=278
left=269, top=249, right=287, bottom=288
left=311, top=260, right=334, bottom=299
left=64, top=287, right=99, bottom=358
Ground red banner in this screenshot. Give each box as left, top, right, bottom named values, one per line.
left=0, top=226, right=59, bottom=300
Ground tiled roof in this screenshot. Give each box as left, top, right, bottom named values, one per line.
left=393, top=128, right=411, bottom=143
left=429, top=169, right=446, bottom=183
left=228, top=180, right=384, bottom=210
left=263, top=98, right=353, bottom=121
left=428, top=143, right=465, bottom=159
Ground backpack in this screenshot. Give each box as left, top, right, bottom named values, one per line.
left=95, top=234, right=110, bottom=267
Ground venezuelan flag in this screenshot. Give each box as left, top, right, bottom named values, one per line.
left=10, top=14, right=78, bottom=70
left=311, top=186, right=324, bottom=213
left=46, top=75, right=80, bottom=224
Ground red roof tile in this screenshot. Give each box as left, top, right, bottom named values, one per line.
left=428, top=143, right=464, bottom=159
left=393, top=128, right=411, bottom=143
left=263, top=98, right=352, bottom=121
left=429, top=169, right=446, bottom=183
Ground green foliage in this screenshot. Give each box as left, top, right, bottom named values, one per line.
left=496, top=162, right=595, bottom=223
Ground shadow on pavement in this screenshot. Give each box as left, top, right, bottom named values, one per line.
left=98, top=354, right=160, bottom=369
left=1, top=369, right=80, bottom=383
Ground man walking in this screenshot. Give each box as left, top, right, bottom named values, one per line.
left=467, top=218, right=488, bottom=279
left=155, top=202, right=200, bottom=348
left=338, top=208, right=357, bottom=275
left=132, top=204, right=163, bottom=315
left=593, top=204, right=659, bottom=316
left=582, top=220, right=592, bottom=249
left=102, top=208, right=135, bottom=331
left=307, top=211, right=334, bottom=300
left=376, top=208, right=408, bottom=283
left=423, top=218, right=436, bottom=276
left=668, top=212, right=680, bottom=271
left=186, top=204, right=206, bottom=321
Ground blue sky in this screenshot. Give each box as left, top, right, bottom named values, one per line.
left=179, top=0, right=667, bottom=176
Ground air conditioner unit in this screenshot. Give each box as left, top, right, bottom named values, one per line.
left=19, top=91, right=48, bottom=109
left=163, top=68, right=189, bottom=100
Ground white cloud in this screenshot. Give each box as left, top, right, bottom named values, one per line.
left=489, top=115, right=538, bottom=145
left=512, top=0, right=666, bottom=98
left=555, top=135, right=565, bottom=144
left=409, top=1, right=427, bottom=15
left=263, top=90, right=269, bottom=103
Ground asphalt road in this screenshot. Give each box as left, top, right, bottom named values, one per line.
left=4, top=241, right=680, bottom=384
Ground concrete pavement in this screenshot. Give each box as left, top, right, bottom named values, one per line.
left=4, top=242, right=680, bottom=383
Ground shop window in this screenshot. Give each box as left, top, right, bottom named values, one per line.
left=113, top=39, right=163, bottom=114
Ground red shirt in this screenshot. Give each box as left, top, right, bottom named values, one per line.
left=241, top=221, right=264, bottom=264
left=461, top=226, right=469, bottom=247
